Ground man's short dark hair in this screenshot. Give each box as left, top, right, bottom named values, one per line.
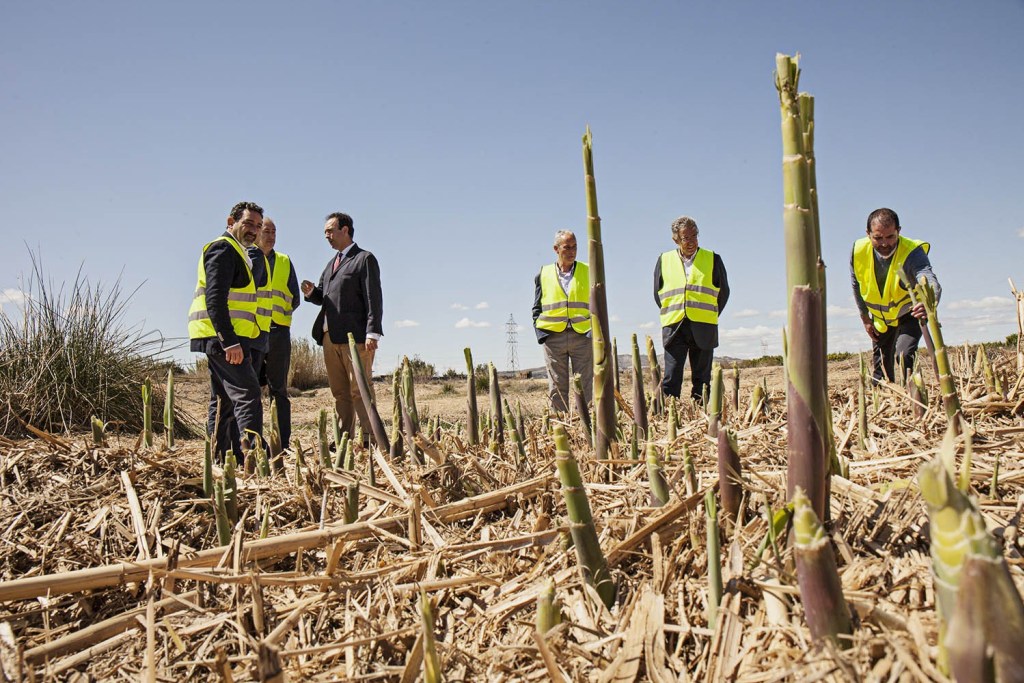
left=230, top=201, right=264, bottom=220
left=326, top=212, right=354, bottom=237
left=866, top=208, right=899, bottom=232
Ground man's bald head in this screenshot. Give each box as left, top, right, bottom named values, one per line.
left=258, top=217, right=277, bottom=255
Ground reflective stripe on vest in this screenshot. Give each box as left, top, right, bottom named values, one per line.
left=254, top=252, right=273, bottom=333
left=658, top=248, right=719, bottom=327
left=852, top=235, right=929, bottom=333
left=270, top=252, right=294, bottom=326
left=187, top=236, right=259, bottom=340
left=535, top=262, right=592, bottom=334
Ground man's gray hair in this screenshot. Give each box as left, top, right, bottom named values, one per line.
left=554, top=230, right=576, bottom=246
left=670, top=216, right=699, bottom=241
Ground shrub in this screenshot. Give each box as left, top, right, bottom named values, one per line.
left=0, top=255, right=197, bottom=436
left=290, top=338, right=327, bottom=390
left=439, top=382, right=456, bottom=395
left=407, top=355, right=436, bottom=381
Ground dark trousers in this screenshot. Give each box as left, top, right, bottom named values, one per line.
left=871, top=313, right=923, bottom=384
left=206, top=347, right=263, bottom=462
left=265, top=326, right=292, bottom=445
left=662, top=321, right=715, bottom=403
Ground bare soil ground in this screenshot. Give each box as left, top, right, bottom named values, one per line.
left=0, top=350, right=1021, bottom=681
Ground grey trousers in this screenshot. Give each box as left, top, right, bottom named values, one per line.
left=542, top=329, right=593, bottom=413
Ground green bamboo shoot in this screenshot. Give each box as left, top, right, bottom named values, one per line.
left=705, top=490, right=723, bottom=628
left=708, top=363, right=723, bottom=438
left=582, top=127, right=616, bottom=461
left=646, top=443, right=670, bottom=507
left=553, top=424, right=615, bottom=608
left=631, top=333, right=648, bottom=438
left=141, top=377, right=153, bottom=448
left=717, top=429, right=743, bottom=521
left=791, top=487, right=852, bottom=645
left=163, top=368, right=175, bottom=449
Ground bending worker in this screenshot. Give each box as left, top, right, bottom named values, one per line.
left=851, top=207, right=940, bottom=384
left=532, top=230, right=593, bottom=412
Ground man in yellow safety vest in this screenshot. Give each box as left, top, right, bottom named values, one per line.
left=851, top=207, right=940, bottom=384
left=532, top=230, right=593, bottom=412
left=654, top=216, right=729, bottom=403
left=187, top=201, right=265, bottom=463
left=256, top=217, right=300, bottom=446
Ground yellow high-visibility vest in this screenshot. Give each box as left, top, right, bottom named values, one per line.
left=269, top=252, right=295, bottom=327
left=852, top=235, right=929, bottom=333
left=254, top=252, right=273, bottom=334
left=535, top=262, right=592, bottom=335
left=658, top=248, right=719, bottom=327
left=187, top=236, right=259, bottom=341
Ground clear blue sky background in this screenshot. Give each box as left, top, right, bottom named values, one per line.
left=2, top=1, right=1022, bottom=375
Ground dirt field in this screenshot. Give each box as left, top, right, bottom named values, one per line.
left=1, top=350, right=1021, bottom=681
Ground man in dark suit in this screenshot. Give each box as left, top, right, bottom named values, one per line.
left=301, top=212, right=383, bottom=439
left=653, top=216, right=729, bottom=403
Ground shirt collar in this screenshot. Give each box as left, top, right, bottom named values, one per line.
left=339, top=243, right=356, bottom=259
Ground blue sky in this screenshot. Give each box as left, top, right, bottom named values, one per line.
left=2, top=1, right=1022, bottom=374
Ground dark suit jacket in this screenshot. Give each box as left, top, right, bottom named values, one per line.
left=653, top=249, right=729, bottom=350
left=305, top=243, right=383, bottom=346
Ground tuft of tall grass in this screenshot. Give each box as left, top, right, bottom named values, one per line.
left=289, top=338, right=327, bottom=390
left=0, top=254, right=199, bottom=437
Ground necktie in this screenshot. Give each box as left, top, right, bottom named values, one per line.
left=332, top=253, right=342, bottom=273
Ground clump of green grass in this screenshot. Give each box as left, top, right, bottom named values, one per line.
left=0, top=253, right=198, bottom=437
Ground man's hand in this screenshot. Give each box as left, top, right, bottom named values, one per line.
left=225, top=344, right=244, bottom=365
left=910, top=302, right=927, bottom=321
left=861, top=316, right=879, bottom=342
left=300, top=280, right=315, bottom=296
left=365, top=337, right=379, bottom=352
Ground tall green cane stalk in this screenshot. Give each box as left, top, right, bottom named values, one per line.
left=163, top=368, right=174, bottom=449
left=390, top=370, right=404, bottom=460
left=348, top=333, right=390, bottom=452
left=705, top=490, right=723, bottom=629
left=572, top=374, right=593, bottom=443
left=488, top=362, right=504, bottom=445
left=401, top=356, right=422, bottom=457
left=583, top=127, right=616, bottom=461
left=913, top=278, right=963, bottom=433
left=708, top=363, right=723, bottom=438
left=141, top=377, right=153, bottom=448
left=776, top=53, right=828, bottom=518
left=732, top=367, right=740, bottom=412
left=317, top=409, right=331, bottom=468
left=553, top=424, right=615, bottom=608
left=464, top=348, right=479, bottom=445
left=857, top=354, right=869, bottom=451
left=646, top=336, right=665, bottom=416
left=630, top=333, right=648, bottom=439
left=612, top=337, right=620, bottom=394
left=268, top=400, right=282, bottom=469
